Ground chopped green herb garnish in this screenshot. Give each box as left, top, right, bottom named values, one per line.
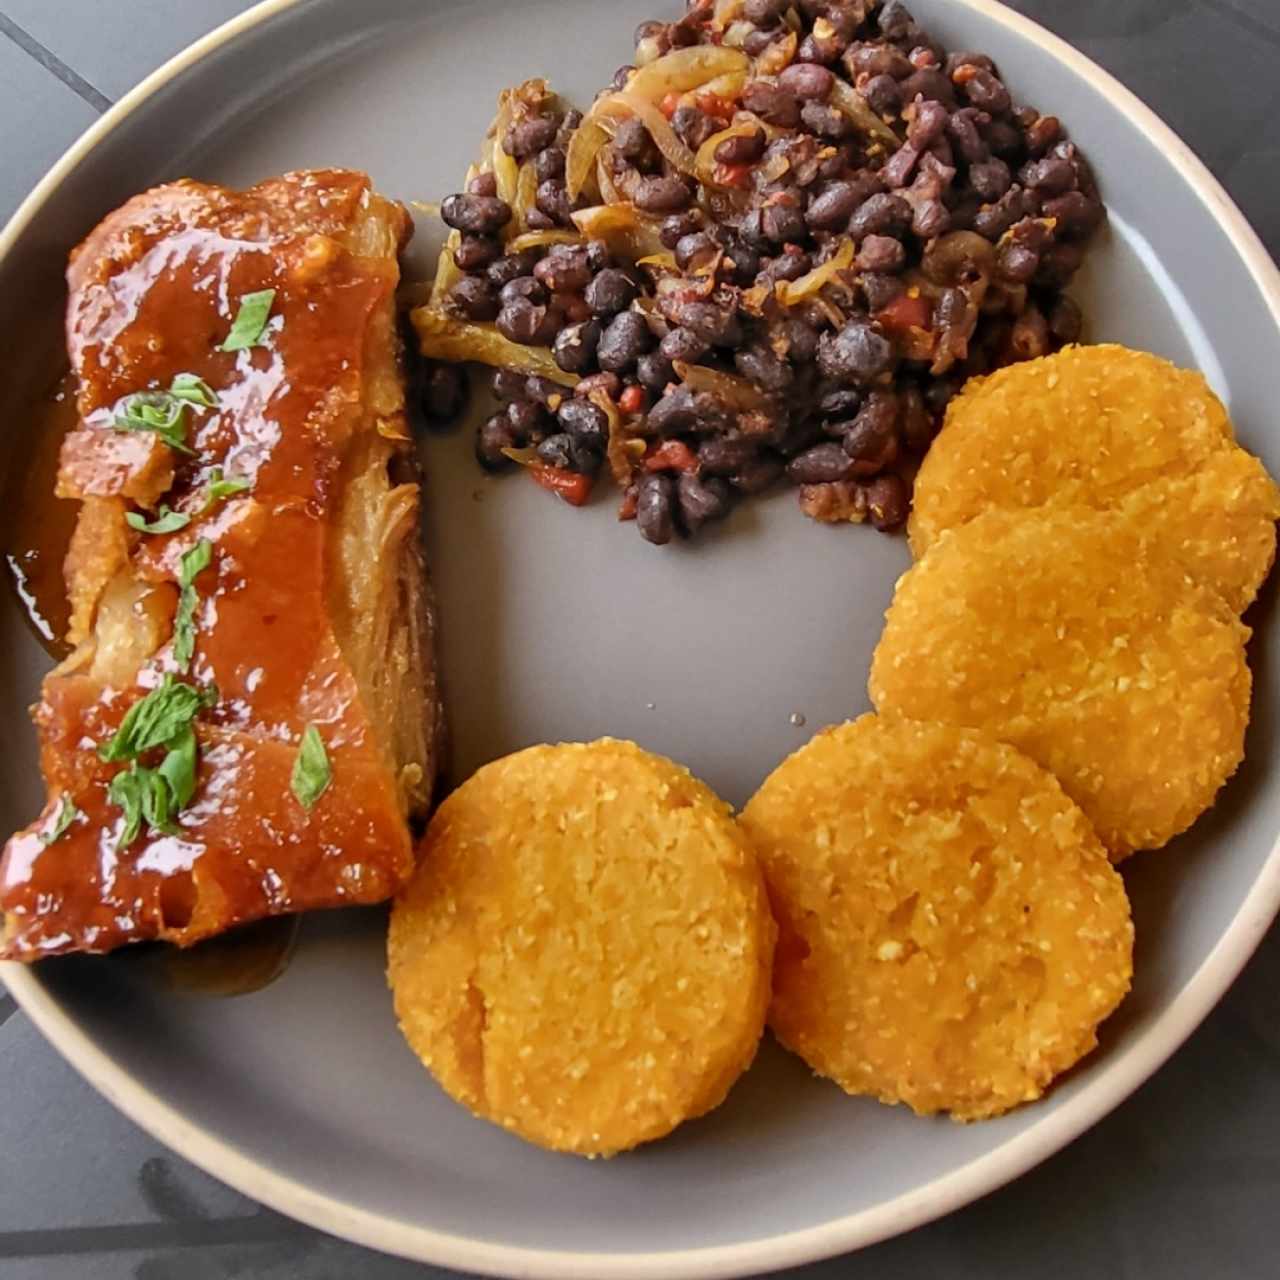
left=218, top=289, right=277, bottom=352
left=199, top=466, right=253, bottom=512
left=101, top=681, right=215, bottom=849
left=158, top=723, right=198, bottom=812
left=98, top=675, right=210, bottom=763
left=40, top=795, right=81, bottom=846
left=173, top=538, right=214, bottom=671
left=113, top=391, right=197, bottom=455
left=108, top=767, right=146, bottom=849
left=169, top=373, right=218, bottom=407
left=291, top=725, right=332, bottom=811
left=126, top=505, right=191, bottom=535
left=112, top=373, right=218, bottom=456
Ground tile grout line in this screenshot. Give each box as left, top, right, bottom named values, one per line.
left=0, top=9, right=112, bottom=113
left=1200, top=0, right=1280, bottom=48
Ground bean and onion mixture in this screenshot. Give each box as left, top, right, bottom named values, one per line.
left=412, top=0, right=1104, bottom=544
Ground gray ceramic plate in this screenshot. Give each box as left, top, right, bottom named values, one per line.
left=2, top=1, right=1279, bottom=1276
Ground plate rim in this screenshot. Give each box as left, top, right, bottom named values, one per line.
left=3, top=1, right=1280, bottom=1276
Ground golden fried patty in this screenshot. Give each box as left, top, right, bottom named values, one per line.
left=740, top=715, right=1134, bottom=1121
left=387, top=739, right=775, bottom=1157
left=870, top=508, right=1252, bottom=858
left=908, top=345, right=1279, bottom=612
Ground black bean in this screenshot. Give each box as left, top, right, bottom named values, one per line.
left=675, top=231, right=720, bottom=272
left=486, top=250, right=540, bottom=289
left=971, top=125, right=1015, bottom=170
left=743, top=27, right=780, bottom=57
left=800, top=101, right=853, bottom=141
left=866, top=473, right=909, bottom=531
left=634, top=175, right=693, bottom=213
left=861, top=74, right=903, bottom=117
left=772, top=414, right=825, bottom=458
left=454, top=234, right=501, bottom=272
left=535, top=248, right=592, bottom=293
left=862, top=272, right=906, bottom=312
left=657, top=211, right=700, bottom=249
left=467, top=171, right=498, bottom=198
left=597, top=310, right=654, bottom=373
left=943, top=107, right=987, bottom=164
left=962, top=68, right=1011, bottom=116
left=787, top=442, right=858, bottom=484
left=447, top=276, right=500, bottom=322
left=441, top=193, right=512, bottom=235
left=506, top=398, right=546, bottom=441
left=572, top=371, right=621, bottom=403
left=849, top=192, right=913, bottom=241
left=1048, top=293, right=1083, bottom=344
left=637, top=472, right=677, bottom=545
left=819, top=386, right=865, bottom=421
left=1010, top=304, right=1051, bottom=360
left=612, top=64, right=636, bottom=91
left=735, top=342, right=794, bottom=392
left=899, top=68, right=956, bottom=108
left=667, top=298, right=743, bottom=348
left=877, top=0, right=917, bottom=40
left=658, top=328, right=707, bottom=366
left=1036, top=241, right=1086, bottom=289
left=723, top=241, right=762, bottom=286
left=611, top=117, right=652, bottom=164
left=549, top=116, right=580, bottom=162
left=730, top=455, right=785, bottom=494
left=996, top=241, right=1040, bottom=285
left=785, top=316, right=821, bottom=363
left=907, top=100, right=950, bottom=149
left=817, top=319, right=896, bottom=384
left=578, top=268, right=634, bottom=317
left=637, top=352, right=676, bottom=392
left=505, top=115, right=560, bottom=160
left=1022, top=156, right=1076, bottom=196
left=535, top=179, right=574, bottom=225
left=536, top=433, right=574, bottom=469
left=1023, top=114, right=1061, bottom=158
left=698, top=434, right=761, bottom=476
left=499, top=276, right=547, bottom=307
left=778, top=63, right=833, bottom=102
left=761, top=199, right=807, bottom=244
left=476, top=413, right=519, bottom=470
left=744, top=0, right=788, bottom=24
left=634, top=18, right=667, bottom=45
left=898, top=384, right=934, bottom=452
left=553, top=320, right=602, bottom=374
left=672, top=104, right=719, bottom=150
left=912, top=198, right=952, bottom=239
left=858, top=234, right=907, bottom=272
left=491, top=369, right=527, bottom=401
left=715, top=127, right=767, bottom=166
left=968, top=157, right=1012, bottom=202
left=881, top=143, right=921, bottom=189
left=646, top=387, right=699, bottom=436
left=845, top=43, right=913, bottom=79
left=677, top=472, right=733, bottom=533
left=496, top=298, right=560, bottom=345
left=842, top=391, right=900, bottom=474
left=972, top=188, right=1035, bottom=241
left=946, top=51, right=995, bottom=77
left=741, top=80, right=802, bottom=128
left=419, top=362, right=468, bottom=425
left=534, top=146, right=567, bottom=183
left=1042, top=191, right=1105, bottom=239
left=557, top=397, right=609, bottom=450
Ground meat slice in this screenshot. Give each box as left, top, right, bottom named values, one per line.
left=2, top=170, right=441, bottom=960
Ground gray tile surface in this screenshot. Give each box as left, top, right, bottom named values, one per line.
left=2, top=0, right=1280, bottom=1277
left=0, top=28, right=97, bottom=222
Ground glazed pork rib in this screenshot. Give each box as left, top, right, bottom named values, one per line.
left=1, top=169, right=441, bottom=960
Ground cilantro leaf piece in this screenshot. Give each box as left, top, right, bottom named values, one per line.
left=40, top=795, right=81, bottom=847
left=126, top=505, right=191, bottom=535
left=98, top=676, right=207, bottom=763
left=218, top=289, right=277, bottom=352
left=291, top=725, right=332, bottom=811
